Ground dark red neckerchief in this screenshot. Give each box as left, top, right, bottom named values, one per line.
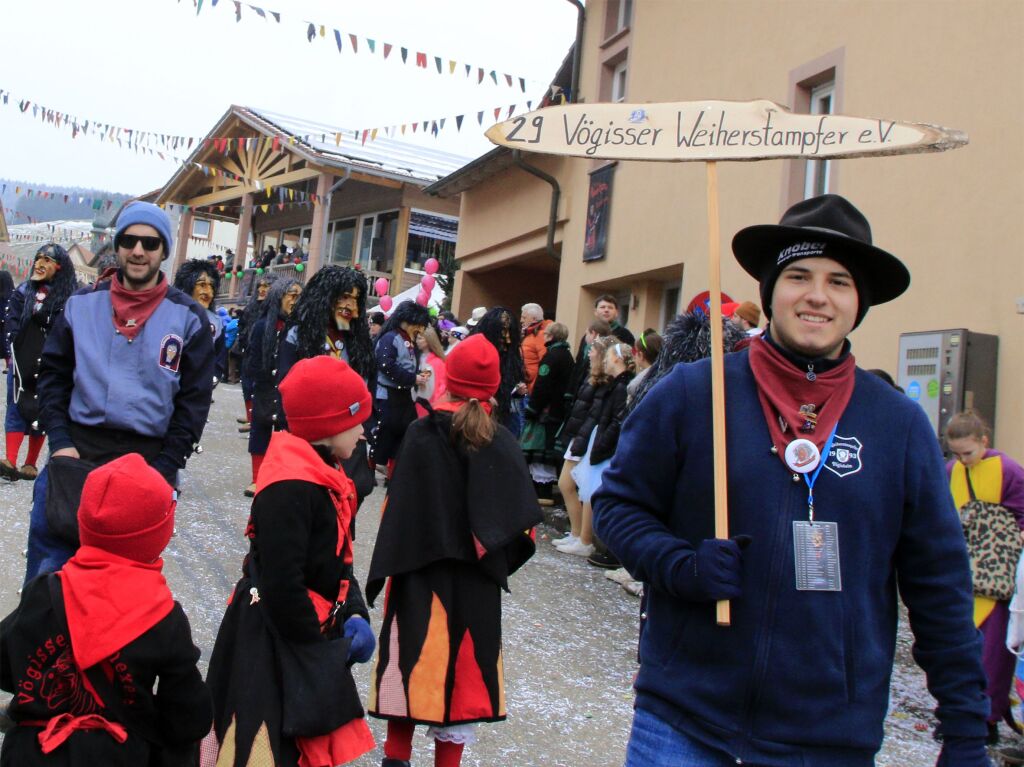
left=108, top=274, right=168, bottom=341
left=747, top=336, right=855, bottom=461
left=58, top=546, right=174, bottom=671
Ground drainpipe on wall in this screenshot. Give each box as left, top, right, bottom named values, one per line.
left=566, top=0, right=585, bottom=103
left=512, top=149, right=560, bottom=260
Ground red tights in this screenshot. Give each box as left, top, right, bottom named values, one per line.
left=251, top=453, right=264, bottom=483
left=5, top=432, right=44, bottom=466
left=384, top=721, right=465, bottom=767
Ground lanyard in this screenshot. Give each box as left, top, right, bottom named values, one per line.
left=804, top=425, right=838, bottom=523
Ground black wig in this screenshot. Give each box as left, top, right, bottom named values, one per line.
left=23, top=243, right=79, bottom=325
left=173, top=259, right=221, bottom=299
left=629, top=311, right=745, bottom=410
left=289, top=265, right=375, bottom=382
left=379, top=300, right=431, bottom=338
left=469, top=307, right=524, bottom=419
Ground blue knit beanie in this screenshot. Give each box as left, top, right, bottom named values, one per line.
left=115, top=202, right=174, bottom=259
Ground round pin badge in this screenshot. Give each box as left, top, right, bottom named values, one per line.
left=784, top=438, right=821, bottom=474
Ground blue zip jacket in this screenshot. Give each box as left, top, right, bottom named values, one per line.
left=37, top=279, right=214, bottom=478
left=593, top=350, right=988, bottom=765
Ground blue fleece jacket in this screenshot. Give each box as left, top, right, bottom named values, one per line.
left=592, top=350, right=988, bottom=766
left=37, top=279, right=214, bottom=477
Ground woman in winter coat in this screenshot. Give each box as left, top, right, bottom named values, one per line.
left=553, top=336, right=615, bottom=556
left=570, top=343, right=636, bottom=566
left=367, top=335, right=541, bottom=767
left=0, top=453, right=212, bottom=765
left=243, top=279, right=302, bottom=496
left=414, top=326, right=447, bottom=418
left=373, top=301, right=431, bottom=472
left=207, top=356, right=377, bottom=767
left=1, top=244, right=78, bottom=481
left=945, top=409, right=1024, bottom=745
left=521, top=322, right=574, bottom=503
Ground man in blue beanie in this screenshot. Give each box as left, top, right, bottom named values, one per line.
left=28, top=202, right=215, bottom=582
left=594, top=194, right=990, bottom=766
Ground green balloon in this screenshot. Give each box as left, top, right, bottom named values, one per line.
left=236, top=270, right=244, bottom=278
left=256, top=268, right=264, bottom=275
left=295, top=263, right=305, bottom=272
left=225, top=272, right=232, bottom=280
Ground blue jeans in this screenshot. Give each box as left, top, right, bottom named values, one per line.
left=5, top=367, right=28, bottom=433
left=24, top=463, right=75, bottom=586
left=624, top=708, right=738, bottom=767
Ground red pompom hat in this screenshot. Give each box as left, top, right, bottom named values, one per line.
left=445, top=334, right=501, bottom=401
left=78, top=453, right=176, bottom=563
left=278, top=356, right=372, bottom=442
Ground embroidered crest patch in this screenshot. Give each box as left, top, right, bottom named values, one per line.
left=824, top=436, right=863, bottom=478
left=159, top=334, right=184, bottom=373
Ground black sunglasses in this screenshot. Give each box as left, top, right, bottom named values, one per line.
left=116, top=234, right=164, bottom=252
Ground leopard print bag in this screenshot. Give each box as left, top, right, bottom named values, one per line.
left=959, top=498, right=1023, bottom=602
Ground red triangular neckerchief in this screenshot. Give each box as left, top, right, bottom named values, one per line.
left=747, top=336, right=855, bottom=465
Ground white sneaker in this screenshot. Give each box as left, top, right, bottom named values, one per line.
left=604, top=567, right=633, bottom=585
left=552, top=534, right=578, bottom=549
left=560, top=540, right=596, bottom=557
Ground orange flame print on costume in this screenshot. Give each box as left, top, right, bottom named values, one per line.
left=407, top=592, right=449, bottom=722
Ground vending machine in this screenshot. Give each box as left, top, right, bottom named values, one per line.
left=896, top=329, right=999, bottom=447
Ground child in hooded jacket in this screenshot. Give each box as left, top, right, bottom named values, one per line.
left=0, top=453, right=212, bottom=766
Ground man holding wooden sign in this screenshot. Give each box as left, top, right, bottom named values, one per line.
left=592, top=195, right=990, bottom=766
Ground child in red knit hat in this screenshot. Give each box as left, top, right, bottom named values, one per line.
left=207, top=355, right=377, bottom=767
left=366, top=334, right=543, bottom=767
left=0, top=452, right=212, bottom=765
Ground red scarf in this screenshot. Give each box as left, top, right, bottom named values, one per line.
left=747, top=336, right=855, bottom=462
left=108, top=274, right=168, bottom=341
left=433, top=398, right=494, bottom=416
left=58, top=546, right=174, bottom=671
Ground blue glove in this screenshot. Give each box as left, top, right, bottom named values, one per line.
left=935, top=736, right=991, bottom=766
left=676, top=536, right=751, bottom=602
left=343, top=616, right=376, bottom=664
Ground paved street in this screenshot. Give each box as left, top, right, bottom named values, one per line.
left=0, top=382, right=984, bottom=765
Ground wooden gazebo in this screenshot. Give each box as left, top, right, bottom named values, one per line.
left=157, top=106, right=465, bottom=301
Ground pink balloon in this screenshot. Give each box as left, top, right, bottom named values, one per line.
left=374, top=277, right=390, bottom=297
left=379, top=295, right=393, bottom=312
left=420, top=274, right=436, bottom=292
left=423, top=258, right=439, bottom=275
left=416, top=290, right=430, bottom=306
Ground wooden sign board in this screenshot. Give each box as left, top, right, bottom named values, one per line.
left=486, top=99, right=967, bottom=162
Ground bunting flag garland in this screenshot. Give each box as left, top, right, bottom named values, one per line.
left=181, top=0, right=540, bottom=93
left=0, top=85, right=535, bottom=162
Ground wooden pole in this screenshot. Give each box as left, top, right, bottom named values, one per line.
left=705, top=161, right=731, bottom=626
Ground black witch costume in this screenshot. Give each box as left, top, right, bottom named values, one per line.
left=277, top=266, right=377, bottom=504
left=4, top=244, right=79, bottom=433
left=172, top=260, right=225, bottom=384
left=366, top=405, right=541, bottom=728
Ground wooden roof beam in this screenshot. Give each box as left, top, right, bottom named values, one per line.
left=182, top=167, right=320, bottom=207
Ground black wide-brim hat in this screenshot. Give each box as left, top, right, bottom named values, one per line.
left=732, top=194, right=910, bottom=309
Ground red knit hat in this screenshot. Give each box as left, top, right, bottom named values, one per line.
left=446, top=334, right=500, bottom=401
left=278, top=356, right=372, bottom=442
left=78, top=453, right=176, bottom=563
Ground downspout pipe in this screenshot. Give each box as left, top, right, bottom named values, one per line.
left=512, top=149, right=560, bottom=260
left=566, top=0, right=585, bottom=103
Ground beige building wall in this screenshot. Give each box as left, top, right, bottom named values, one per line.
left=449, top=0, right=1023, bottom=456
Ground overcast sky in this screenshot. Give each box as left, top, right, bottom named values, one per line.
left=0, top=0, right=578, bottom=195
